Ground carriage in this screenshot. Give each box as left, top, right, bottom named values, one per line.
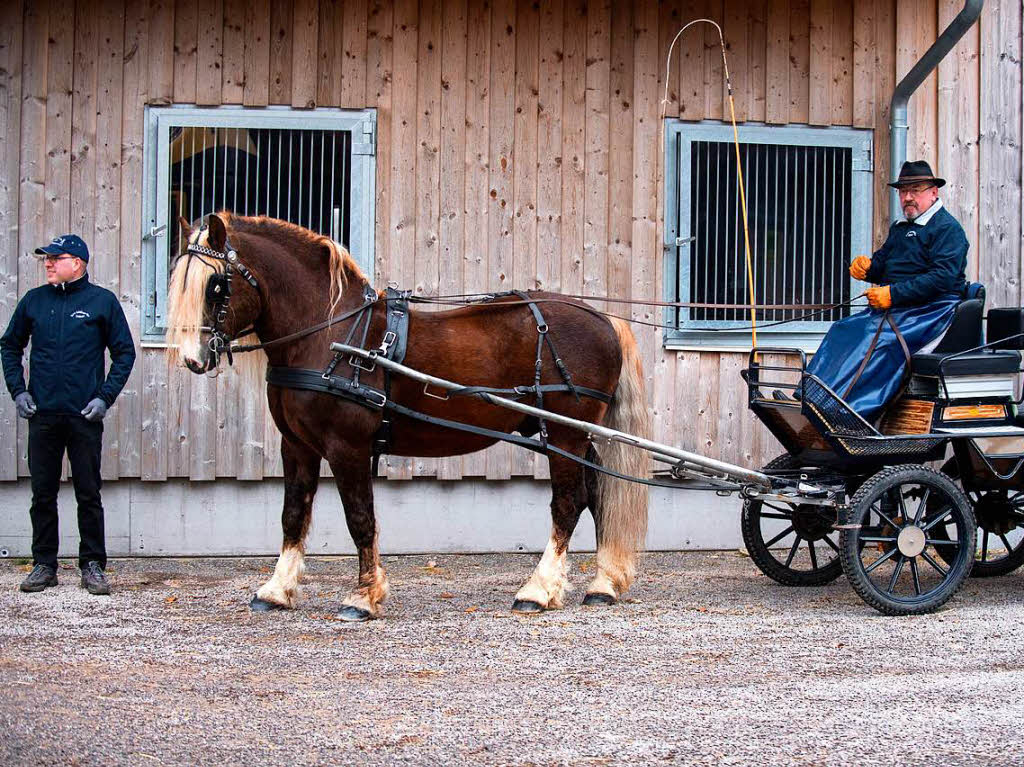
left=741, top=290, right=1024, bottom=615
left=170, top=213, right=1024, bottom=620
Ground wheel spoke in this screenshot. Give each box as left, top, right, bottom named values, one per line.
left=864, top=546, right=898, bottom=574
left=822, top=535, right=840, bottom=554
left=920, top=549, right=948, bottom=576
left=887, top=556, right=906, bottom=594
left=859, top=535, right=898, bottom=543
left=921, top=505, right=953, bottom=532
left=808, top=540, right=818, bottom=570
left=913, top=488, right=931, bottom=525
left=981, top=530, right=990, bottom=562
left=784, top=538, right=801, bottom=568
left=871, top=499, right=900, bottom=530
left=765, top=526, right=795, bottom=548
left=1000, top=533, right=1016, bottom=555
left=909, top=557, right=922, bottom=596
left=758, top=512, right=794, bottom=521
left=763, top=502, right=798, bottom=514
left=896, top=487, right=911, bottom=524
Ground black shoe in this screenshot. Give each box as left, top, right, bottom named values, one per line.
left=80, top=561, right=111, bottom=596
left=20, top=564, right=58, bottom=593
left=772, top=389, right=792, bottom=402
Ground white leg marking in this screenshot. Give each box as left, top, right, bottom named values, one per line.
left=515, top=535, right=570, bottom=609
left=256, top=546, right=306, bottom=608
left=586, top=548, right=632, bottom=599
left=342, top=564, right=390, bottom=617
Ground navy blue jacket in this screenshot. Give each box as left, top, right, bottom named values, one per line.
left=1, top=274, right=136, bottom=414
left=865, top=205, right=968, bottom=307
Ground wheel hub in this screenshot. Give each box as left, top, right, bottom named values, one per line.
left=897, top=525, right=927, bottom=558
left=791, top=506, right=835, bottom=540
left=973, top=492, right=1019, bottom=536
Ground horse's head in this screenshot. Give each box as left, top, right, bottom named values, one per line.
left=167, top=212, right=262, bottom=375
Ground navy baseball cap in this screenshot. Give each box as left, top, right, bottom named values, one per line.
left=35, top=234, right=90, bottom=262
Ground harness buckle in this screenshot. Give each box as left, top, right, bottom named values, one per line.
left=537, top=323, right=548, bottom=334
left=363, top=390, right=387, bottom=408
left=423, top=383, right=450, bottom=401
left=378, top=330, right=398, bottom=356
left=349, top=355, right=376, bottom=373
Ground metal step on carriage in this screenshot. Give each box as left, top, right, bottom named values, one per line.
left=334, top=286, right=1024, bottom=617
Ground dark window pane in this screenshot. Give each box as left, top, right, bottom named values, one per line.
left=686, top=140, right=852, bottom=324
left=167, top=126, right=353, bottom=260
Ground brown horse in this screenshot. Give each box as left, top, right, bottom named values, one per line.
left=167, top=212, right=649, bottom=621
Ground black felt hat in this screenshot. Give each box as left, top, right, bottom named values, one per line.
left=888, top=160, right=946, bottom=189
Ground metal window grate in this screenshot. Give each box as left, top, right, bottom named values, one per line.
left=167, top=126, right=353, bottom=259
left=684, top=140, right=852, bottom=325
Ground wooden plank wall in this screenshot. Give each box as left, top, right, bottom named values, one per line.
left=0, top=0, right=1021, bottom=482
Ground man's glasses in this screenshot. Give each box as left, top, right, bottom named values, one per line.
left=898, top=184, right=935, bottom=196
left=42, top=255, right=76, bottom=263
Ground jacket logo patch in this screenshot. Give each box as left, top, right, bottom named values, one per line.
left=905, top=230, right=917, bottom=238
left=70, top=310, right=91, bottom=319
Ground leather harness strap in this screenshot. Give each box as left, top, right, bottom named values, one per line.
left=841, top=309, right=914, bottom=400
left=266, top=287, right=612, bottom=473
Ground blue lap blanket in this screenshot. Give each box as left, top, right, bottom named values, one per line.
left=805, top=297, right=960, bottom=422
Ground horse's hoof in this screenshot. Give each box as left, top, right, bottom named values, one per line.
left=582, top=592, right=617, bottom=607
left=335, top=605, right=373, bottom=622
left=250, top=596, right=287, bottom=612
left=511, top=599, right=546, bottom=615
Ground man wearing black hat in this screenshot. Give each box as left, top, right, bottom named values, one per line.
left=848, top=160, right=968, bottom=310
left=1, top=234, right=136, bottom=595
left=800, top=161, right=969, bottom=420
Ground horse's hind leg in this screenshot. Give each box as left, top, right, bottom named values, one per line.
left=512, top=452, right=588, bottom=614
left=329, top=451, right=389, bottom=622
left=252, top=439, right=321, bottom=611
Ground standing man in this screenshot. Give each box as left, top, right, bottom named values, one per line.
left=1, top=234, right=136, bottom=595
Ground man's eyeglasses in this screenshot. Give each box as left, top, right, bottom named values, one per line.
left=898, top=184, right=935, bottom=196
left=42, top=255, right=76, bottom=263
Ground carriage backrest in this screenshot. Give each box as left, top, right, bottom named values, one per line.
left=930, top=283, right=985, bottom=355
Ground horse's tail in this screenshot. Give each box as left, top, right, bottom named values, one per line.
left=592, top=317, right=650, bottom=594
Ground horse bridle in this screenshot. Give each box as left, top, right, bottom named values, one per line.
left=185, top=223, right=260, bottom=367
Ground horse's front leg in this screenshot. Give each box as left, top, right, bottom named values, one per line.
left=251, top=438, right=321, bottom=611
left=329, top=450, right=389, bottom=622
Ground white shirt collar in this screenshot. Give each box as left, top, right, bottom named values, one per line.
left=903, top=197, right=943, bottom=226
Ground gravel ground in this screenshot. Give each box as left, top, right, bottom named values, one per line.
left=2, top=551, right=1024, bottom=766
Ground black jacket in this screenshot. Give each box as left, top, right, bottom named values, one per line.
left=1, top=273, right=136, bottom=414
left=865, top=205, right=968, bottom=307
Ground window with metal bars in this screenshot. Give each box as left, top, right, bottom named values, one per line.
left=663, top=122, right=873, bottom=350
left=142, top=106, right=376, bottom=340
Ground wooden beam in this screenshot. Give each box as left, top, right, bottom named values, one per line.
left=0, top=0, right=23, bottom=479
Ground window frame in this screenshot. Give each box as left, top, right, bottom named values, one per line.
left=141, top=105, right=377, bottom=343
left=662, top=120, right=874, bottom=352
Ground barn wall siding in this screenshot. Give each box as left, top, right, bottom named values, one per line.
left=0, top=0, right=1021, bottom=482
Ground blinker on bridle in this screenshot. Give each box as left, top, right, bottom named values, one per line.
left=185, top=221, right=260, bottom=368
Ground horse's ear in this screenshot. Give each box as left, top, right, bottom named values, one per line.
left=207, top=213, right=227, bottom=250
left=178, top=215, right=193, bottom=241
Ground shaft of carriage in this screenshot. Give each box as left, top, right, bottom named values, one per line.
left=331, top=341, right=835, bottom=505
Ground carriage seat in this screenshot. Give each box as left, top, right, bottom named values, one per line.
left=910, top=285, right=1021, bottom=381
left=911, top=349, right=1021, bottom=378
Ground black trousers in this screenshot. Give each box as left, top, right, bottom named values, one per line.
left=27, top=414, right=106, bottom=569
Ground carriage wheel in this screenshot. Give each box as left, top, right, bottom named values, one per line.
left=741, top=454, right=843, bottom=586
left=840, top=464, right=975, bottom=616
left=930, top=458, right=1024, bottom=578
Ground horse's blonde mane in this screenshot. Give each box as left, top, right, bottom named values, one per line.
left=165, top=214, right=363, bottom=379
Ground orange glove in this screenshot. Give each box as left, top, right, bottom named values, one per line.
left=850, top=255, right=872, bottom=281
left=866, top=285, right=892, bottom=310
